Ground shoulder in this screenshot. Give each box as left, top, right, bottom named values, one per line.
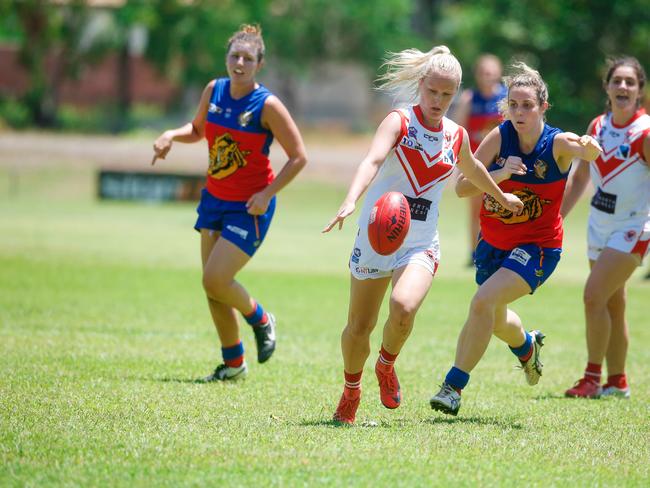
left=261, top=95, right=293, bottom=126
left=588, top=113, right=607, bottom=134
left=381, top=110, right=406, bottom=132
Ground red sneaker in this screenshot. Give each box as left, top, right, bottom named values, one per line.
left=375, top=360, right=401, bottom=409
left=333, top=390, right=360, bottom=425
left=565, top=377, right=602, bottom=398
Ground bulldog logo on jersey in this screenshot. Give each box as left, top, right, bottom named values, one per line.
left=238, top=110, right=253, bottom=127
left=208, top=133, right=251, bottom=179
left=533, top=159, right=548, bottom=179
left=483, top=187, right=551, bottom=224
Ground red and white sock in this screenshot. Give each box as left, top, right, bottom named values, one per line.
left=376, top=344, right=398, bottom=372
left=584, top=362, right=602, bottom=384
left=343, top=370, right=362, bottom=398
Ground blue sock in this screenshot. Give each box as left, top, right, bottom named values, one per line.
left=509, top=331, right=533, bottom=360
left=222, top=341, right=244, bottom=367
left=244, top=301, right=267, bottom=326
left=445, top=366, right=470, bottom=391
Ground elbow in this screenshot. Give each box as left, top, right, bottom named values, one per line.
left=294, top=154, right=308, bottom=172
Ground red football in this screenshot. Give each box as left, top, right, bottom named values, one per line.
left=367, top=191, right=411, bottom=255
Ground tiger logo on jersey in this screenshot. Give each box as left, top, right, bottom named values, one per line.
left=483, top=187, right=551, bottom=224
left=208, top=132, right=251, bottom=179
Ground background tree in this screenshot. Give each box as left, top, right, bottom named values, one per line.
left=433, top=0, right=650, bottom=131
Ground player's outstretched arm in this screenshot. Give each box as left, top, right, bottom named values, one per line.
left=323, top=112, right=402, bottom=232
left=553, top=131, right=602, bottom=174
left=151, top=81, right=213, bottom=165
left=456, top=128, right=523, bottom=214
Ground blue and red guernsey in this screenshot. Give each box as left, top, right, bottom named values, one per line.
left=480, top=120, right=567, bottom=250
left=204, top=78, right=274, bottom=201
left=467, top=85, right=507, bottom=151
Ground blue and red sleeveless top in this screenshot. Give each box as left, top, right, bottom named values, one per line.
left=204, top=78, right=274, bottom=201
left=479, top=120, right=567, bottom=250
left=466, top=85, right=507, bottom=151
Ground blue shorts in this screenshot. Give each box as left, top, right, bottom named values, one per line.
left=474, top=238, right=562, bottom=294
left=194, top=189, right=276, bottom=257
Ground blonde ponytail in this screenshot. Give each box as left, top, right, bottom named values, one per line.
left=376, top=45, right=462, bottom=104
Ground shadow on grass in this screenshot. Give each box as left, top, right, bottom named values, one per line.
left=298, top=416, right=522, bottom=429
left=153, top=376, right=206, bottom=384
left=533, top=392, right=570, bottom=400
left=425, top=416, right=523, bottom=429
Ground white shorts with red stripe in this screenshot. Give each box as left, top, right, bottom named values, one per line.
left=587, top=213, right=650, bottom=263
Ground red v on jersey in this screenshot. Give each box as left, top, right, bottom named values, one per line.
left=395, top=145, right=454, bottom=195
left=594, top=155, right=641, bottom=185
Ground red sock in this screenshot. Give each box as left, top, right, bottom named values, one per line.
left=225, top=357, right=243, bottom=367
left=343, top=370, right=362, bottom=397
left=585, top=362, right=602, bottom=384
left=377, top=345, right=398, bottom=370
left=607, top=374, right=628, bottom=389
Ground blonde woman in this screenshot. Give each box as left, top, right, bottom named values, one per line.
left=323, top=46, right=524, bottom=425
left=430, top=63, right=602, bottom=416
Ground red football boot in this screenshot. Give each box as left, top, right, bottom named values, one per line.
left=333, top=390, right=361, bottom=425
left=375, top=360, right=401, bottom=409
left=565, top=377, right=602, bottom=398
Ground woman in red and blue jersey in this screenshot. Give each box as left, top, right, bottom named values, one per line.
left=152, top=24, right=307, bottom=382
left=430, top=63, right=602, bottom=416
left=453, top=54, right=507, bottom=264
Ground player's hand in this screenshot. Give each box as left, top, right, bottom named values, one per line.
left=576, top=134, right=602, bottom=161
left=500, top=156, right=527, bottom=179
left=323, top=201, right=355, bottom=233
left=151, top=131, right=173, bottom=166
left=500, top=192, right=524, bottom=215
left=246, top=190, right=272, bottom=215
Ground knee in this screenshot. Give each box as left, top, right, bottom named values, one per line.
left=202, top=271, right=231, bottom=300
left=345, top=313, right=376, bottom=339
left=583, top=285, right=607, bottom=312
left=469, top=292, right=495, bottom=317
left=388, top=298, right=418, bottom=332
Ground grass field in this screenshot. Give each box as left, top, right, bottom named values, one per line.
left=1, top=159, right=649, bottom=486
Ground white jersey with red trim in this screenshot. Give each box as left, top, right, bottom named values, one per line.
left=589, top=109, right=650, bottom=221
left=357, top=105, right=463, bottom=250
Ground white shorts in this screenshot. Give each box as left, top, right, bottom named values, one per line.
left=587, top=213, right=650, bottom=263
left=349, top=228, right=440, bottom=280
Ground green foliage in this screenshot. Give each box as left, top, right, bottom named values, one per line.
left=434, top=0, right=650, bottom=131
left=0, top=97, right=30, bottom=128
left=2, top=0, right=650, bottom=131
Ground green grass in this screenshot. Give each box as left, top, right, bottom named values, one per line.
left=1, top=164, right=649, bottom=486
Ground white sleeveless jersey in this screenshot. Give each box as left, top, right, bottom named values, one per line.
left=358, top=105, right=463, bottom=249
left=589, top=109, right=650, bottom=220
